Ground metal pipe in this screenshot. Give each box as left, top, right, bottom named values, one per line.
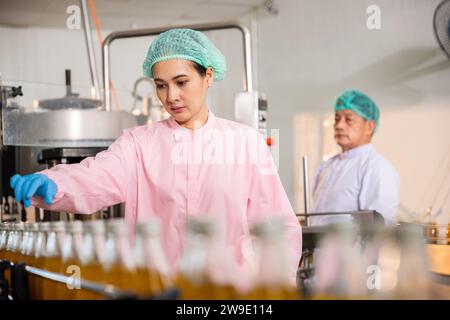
left=102, top=22, right=253, bottom=111
left=302, top=156, right=310, bottom=226
left=80, top=0, right=101, bottom=100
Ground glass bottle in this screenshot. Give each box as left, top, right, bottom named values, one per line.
left=2, top=224, right=13, bottom=286
left=395, top=224, right=432, bottom=299
left=312, top=223, right=367, bottom=300
left=103, top=219, right=136, bottom=293
left=242, top=218, right=300, bottom=300
left=133, top=218, right=172, bottom=297
left=428, top=221, right=438, bottom=244
left=447, top=223, right=450, bottom=244
left=25, top=223, right=39, bottom=300
left=33, top=222, right=50, bottom=300
left=58, top=220, right=84, bottom=299
left=42, top=221, right=66, bottom=300
left=5, top=223, right=17, bottom=264
left=12, top=223, right=25, bottom=264
left=0, top=224, right=7, bottom=261
left=75, top=219, right=106, bottom=300
left=19, top=223, right=31, bottom=266
left=175, top=218, right=239, bottom=300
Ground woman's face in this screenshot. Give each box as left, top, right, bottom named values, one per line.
left=152, top=59, right=213, bottom=127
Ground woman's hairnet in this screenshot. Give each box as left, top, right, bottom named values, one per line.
left=142, top=28, right=227, bottom=81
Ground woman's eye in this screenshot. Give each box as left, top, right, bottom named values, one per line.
left=177, top=80, right=188, bottom=87
left=156, top=84, right=166, bottom=89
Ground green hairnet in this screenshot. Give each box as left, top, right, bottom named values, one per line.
left=334, top=89, right=380, bottom=133
left=142, top=28, right=227, bottom=81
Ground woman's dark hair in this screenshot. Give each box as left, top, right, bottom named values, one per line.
left=191, top=61, right=207, bottom=77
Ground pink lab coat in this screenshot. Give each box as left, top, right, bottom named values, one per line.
left=32, top=111, right=302, bottom=283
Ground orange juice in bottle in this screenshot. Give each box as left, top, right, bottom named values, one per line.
left=175, top=218, right=238, bottom=300
left=0, top=224, right=7, bottom=261
left=103, top=219, right=136, bottom=294
left=395, top=224, right=433, bottom=299
left=57, top=220, right=84, bottom=300
left=447, top=223, right=450, bottom=244
left=41, top=221, right=65, bottom=299
left=202, top=219, right=239, bottom=300
left=25, top=223, right=39, bottom=299
left=5, top=224, right=17, bottom=264
left=2, top=224, right=13, bottom=285
left=6, top=223, right=24, bottom=286
left=133, top=219, right=172, bottom=298
left=132, top=223, right=152, bottom=297
left=241, top=218, right=300, bottom=300
left=19, top=223, right=31, bottom=266
left=428, top=222, right=438, bottom=243
left=33, top=222, right=50, bottom=300
left=12, top=223, right=25, bottom=264
left=75, top=220, right=106, bottom=300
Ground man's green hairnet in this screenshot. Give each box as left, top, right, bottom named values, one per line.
left=143, top=28, right=227, bottom=81
left=334, top=89, right=380, bottom=133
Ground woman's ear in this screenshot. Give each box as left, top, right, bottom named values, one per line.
left=206, top=67, right=214, bottom=87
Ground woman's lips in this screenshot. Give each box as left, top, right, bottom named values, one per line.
left=171, top=106, right=185, bottom=113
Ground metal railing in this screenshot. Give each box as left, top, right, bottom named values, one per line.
left=0, top=259, right=179, bottom=300
left=102, top=21, right=253, bottom=111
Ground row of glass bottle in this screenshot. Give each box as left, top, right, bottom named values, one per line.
left=0, top=219, right=172, bottom=299
left=0, top=217, right=299, bottom=300
left=426, top=222, right=450, bottom=244
left=310, top=223, right=438, bottom=299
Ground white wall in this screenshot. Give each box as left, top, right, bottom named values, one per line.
left=255, top=0, right=450, bottom=222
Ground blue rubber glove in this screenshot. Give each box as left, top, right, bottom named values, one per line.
left=10, top=173, right=57, bottom=208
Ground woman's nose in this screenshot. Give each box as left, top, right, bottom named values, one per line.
left=167, top=85, right=179, bottom=103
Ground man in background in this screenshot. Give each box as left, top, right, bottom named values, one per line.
left=310, top=89, right=400, bottom=226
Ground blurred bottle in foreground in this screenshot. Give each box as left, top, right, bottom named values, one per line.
left=175, top=218, right=238, bottom=300
left=242, top=218, right=300, bottom=300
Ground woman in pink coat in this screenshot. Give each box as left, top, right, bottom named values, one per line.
left=11, top=28, right=302, bottom=283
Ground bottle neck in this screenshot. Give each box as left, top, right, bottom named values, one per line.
left=35, top=231, right=48, bottom=258
left=256, top=235, right=291, bottom=286
left=20, top=230, right=30, bottom=255
left=25, top=231, right=37, bottom=256
left=61, top=232, right=83, bottom=262
left=81, top=232, right=105, bottom=265
left=139, top=232, right=171, bottom=276
left=177, top=233, right=208, bottom=284
left=104, top=232, right=135, bottom=271
left=46, top=231, right=66, bottom=258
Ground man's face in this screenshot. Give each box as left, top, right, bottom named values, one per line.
left=334, top=109, right=375, bottom=151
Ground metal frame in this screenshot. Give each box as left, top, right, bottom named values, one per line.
left=102, top=22, right=253, bottom=111
left=80, top=0, right=101, bottom=100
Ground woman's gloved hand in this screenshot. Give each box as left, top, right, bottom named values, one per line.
left=10, top=174, right=57, bottom=208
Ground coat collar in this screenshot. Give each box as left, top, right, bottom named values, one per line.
left=170, top=110, right=216, bottom=142
left=338, top=143, right=373, bottom=160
